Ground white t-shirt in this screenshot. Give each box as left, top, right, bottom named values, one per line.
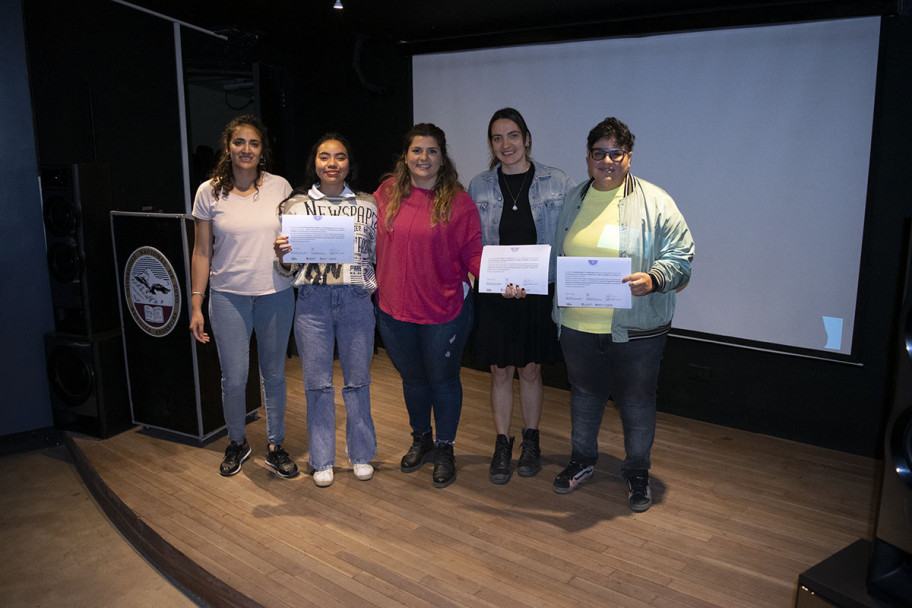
left=192, top=172, right=293, bottom=295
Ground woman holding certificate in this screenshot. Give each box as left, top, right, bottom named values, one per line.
left=467, top=108, right=574, bottom=485
left=374, top=123, right=483, bottom=489
left=190, top=114, right=298, bottom=479
left=274, top=133, right=378, bottom=488
left=550, top=117, right=694, bottom=512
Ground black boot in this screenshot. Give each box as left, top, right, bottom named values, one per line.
left=401, top=431, right=434, bottom=472
left=489, top=434, right=514, bottom=485
left=432, top=442, right=457, bottom=488
left=517, top=428, right=542, bottom=477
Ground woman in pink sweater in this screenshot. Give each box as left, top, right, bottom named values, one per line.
left=373, top=123, right=483, bottom=489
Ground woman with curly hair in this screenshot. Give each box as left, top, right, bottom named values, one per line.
left=373, top=123, right=483, bottom=488
left=190, top=114, right=299, bottom=479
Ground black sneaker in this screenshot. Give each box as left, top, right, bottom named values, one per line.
left=489, top=434, right=514, bottom=485
left=517, top=428, right=542, bottom=478
left=219, top=440, right=251, bottom=477
left=432, top=442, right=457, bottom=488
left=627, top=473, right=652, bottom=512
left=266, top=444, right=299, bottom=479
left=553, top=460, right=594, bottom=494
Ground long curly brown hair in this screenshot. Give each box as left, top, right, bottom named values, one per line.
left=381, top=123, right=462, bottom=231
left=209, top=114, right=273, bottom=198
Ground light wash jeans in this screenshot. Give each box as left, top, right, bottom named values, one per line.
left=376, top=293, right=474, bottom=444
left=559, top=326, right=667, bottom=478
left=208, top=288, right=294, bottom=445
left=294, top=285, right=377, bottom=470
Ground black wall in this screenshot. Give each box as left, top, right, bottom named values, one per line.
left=24, top=0, right=185, bottom=213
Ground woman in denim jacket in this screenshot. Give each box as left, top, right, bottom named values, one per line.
left=467, top=108, right=574, bottom=485
left=274, top=133, right=378, bottom=488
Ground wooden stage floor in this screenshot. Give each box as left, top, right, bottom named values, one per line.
left=68, top=350, right=878, bottom=608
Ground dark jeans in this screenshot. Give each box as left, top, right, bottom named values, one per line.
left=376, top=294, right=474, bottom=444
left=559, top=326, right=667, bottom=478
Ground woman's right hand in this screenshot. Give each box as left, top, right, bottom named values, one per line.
left=189, top=310, right=210, bottom=343
left=274, top=235, right=291, bottom=264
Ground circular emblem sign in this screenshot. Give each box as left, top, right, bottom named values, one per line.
left=123, top=246, right=181, bottom=337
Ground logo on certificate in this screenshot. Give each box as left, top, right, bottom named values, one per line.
left=123, top=246, right=181, bottom=337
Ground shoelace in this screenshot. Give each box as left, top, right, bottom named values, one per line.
left=629, top=476, right=649, bottom=493
left=271, top=448, right=290, bottom=464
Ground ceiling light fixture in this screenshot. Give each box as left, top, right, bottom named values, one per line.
left=333, top=0, right=343, bottom=9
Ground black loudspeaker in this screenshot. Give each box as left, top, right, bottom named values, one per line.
left=41, top=164, right=119, bottom=336
left=867, top=224, right=912, bottom=604
left=44, top=330, right=131, bottom=439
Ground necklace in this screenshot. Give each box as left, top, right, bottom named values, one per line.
left=501, top=168, right=531, bottom=211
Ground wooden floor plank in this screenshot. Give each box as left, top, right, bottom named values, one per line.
left=70, top=349, right=878, bottom=607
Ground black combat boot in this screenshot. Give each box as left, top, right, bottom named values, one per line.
left=517, top=428, right=542, bottom=477
left=401, top=430, right=434, bottom=472
left=432, top=442, right=457, bottom=488
left=489, top=434, right=514, bottom=485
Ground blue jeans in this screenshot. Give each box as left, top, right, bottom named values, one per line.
left=295, top=285, right=377, bottom=470
left=209, top=288, right=294, bottom=445
left=376, top=293, right=474, bottom=444
left=559, top=326, right=667, bottom=478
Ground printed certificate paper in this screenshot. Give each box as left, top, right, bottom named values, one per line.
left=556, top=257, right=632, bottom=308
left=479, top=245, right=551, bottom=295
left=281, top=215, right=354, bottom=264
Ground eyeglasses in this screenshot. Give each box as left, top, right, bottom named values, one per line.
left=589, top=148, right=629, bottom=162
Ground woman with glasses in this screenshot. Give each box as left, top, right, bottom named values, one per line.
left=550, top=117, right=694, bottom=512
left=274, top=133, right=378, bottom=488
left=190, top=114, right=298, bottom=479
left=373, top=123, right=483, bottom=489
left=467, top=108, right=574, bottom=485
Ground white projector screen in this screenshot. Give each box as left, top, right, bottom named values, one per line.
left=412, top=17, right=880, bottom=357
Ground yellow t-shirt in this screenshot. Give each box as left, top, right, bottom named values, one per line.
left=560, top=185, right=624, bottom=333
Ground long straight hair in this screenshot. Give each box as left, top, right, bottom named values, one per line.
left=381, top=123, right=462, bottom=231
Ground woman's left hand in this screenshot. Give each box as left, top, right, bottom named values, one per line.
left=623, top=272, right=654, bottom=297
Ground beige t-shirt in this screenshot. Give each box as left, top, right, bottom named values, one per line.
left=192, top=172, right=292, bottom=295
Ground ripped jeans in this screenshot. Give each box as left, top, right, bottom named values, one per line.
left=295, top=285, right=376, bottom=471
left=376, top=293, right=473, bottom=444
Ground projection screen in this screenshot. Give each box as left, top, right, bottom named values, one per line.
left=412, top=17, right=880, bottom=358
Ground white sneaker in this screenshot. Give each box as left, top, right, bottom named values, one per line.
left=313, top=468, right=334, bottom=487
left=352, top=463, right=374, bottom=481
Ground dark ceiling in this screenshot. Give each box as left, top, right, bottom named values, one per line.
left=123, top=0, right=897, bottom=54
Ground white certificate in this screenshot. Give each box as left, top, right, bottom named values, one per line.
left=479, top=245, right=551, bottom=295
left=556, top=256, right=632, bottom=308
left=281, top=215, right=354, bottom=264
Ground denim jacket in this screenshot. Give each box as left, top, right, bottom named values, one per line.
left=468, top=159, right=574, bottom=283
left=550, top=175, right=694, bottom=342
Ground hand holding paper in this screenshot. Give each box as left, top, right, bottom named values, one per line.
left=478, top=245, right=551, bottom=295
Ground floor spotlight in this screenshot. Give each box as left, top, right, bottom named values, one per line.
left=333, top=0, right=343, bottom=9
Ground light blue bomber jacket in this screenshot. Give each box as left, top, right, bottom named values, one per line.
left=550, top=174, right=694, bottom=342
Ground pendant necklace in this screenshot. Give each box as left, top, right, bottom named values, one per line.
left=502, top=168, right=531, bottom=211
